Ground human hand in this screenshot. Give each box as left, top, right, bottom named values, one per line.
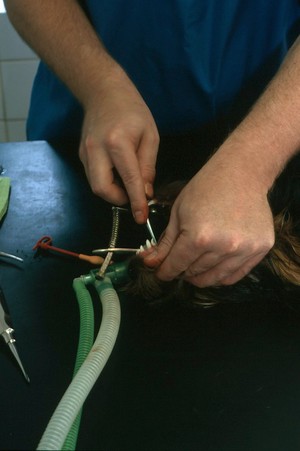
left=79, top=67, right=159, bottom=223
left=143, top=153, right=275, bottom=287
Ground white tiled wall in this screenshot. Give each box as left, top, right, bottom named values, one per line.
left=0, top=12, right=39, bottom=142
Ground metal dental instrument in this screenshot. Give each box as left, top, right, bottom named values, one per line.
left=146, top=218, right=157, bottom=244
left=0, top=251, right=23, bottom=262
left=146, top=200, right=158, bottom=244
left=96, top=202, right=157, bottom=278
left=0, top=287, right=30, bottom=383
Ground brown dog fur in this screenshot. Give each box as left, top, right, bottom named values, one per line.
left=124, top=176, right=300, bottom=307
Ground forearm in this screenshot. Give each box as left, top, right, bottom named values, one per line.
left=216, top=35, right=300, bottom=191
left=5, top=0, right=124, bottom=109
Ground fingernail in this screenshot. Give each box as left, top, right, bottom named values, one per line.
left=134, top=210, right=144, bottom=224
left=144, top=254, right=158, bottom=267
left=145, top=183, right=153, bottom=199
left=144, top=247, right=157, bottom=261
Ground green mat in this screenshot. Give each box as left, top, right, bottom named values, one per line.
left=0, top=177, right=10, bottom=221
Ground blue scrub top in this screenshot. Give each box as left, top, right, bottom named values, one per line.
left=27, top=0, right=300, bottom=144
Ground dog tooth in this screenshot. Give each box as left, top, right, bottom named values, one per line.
left=151, top=238, right=156, bottom=246
left=146, top=239, right=151, bottom=249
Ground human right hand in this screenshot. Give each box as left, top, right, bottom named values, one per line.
left=79, top=66, right=159, bottom=224
left=4, top=0, right=159, bottom=224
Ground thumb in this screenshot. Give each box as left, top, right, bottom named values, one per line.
left=143, top=226, right=177, bottom=268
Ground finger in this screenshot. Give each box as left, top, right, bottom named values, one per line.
left=219, top=252, right=268, bottom=285
left=184, top=251, right=225, bottom=278
left=109, top=140, right=149, bottom=223
left=185, top=251, right=267, bottom=288
left=143, top=225, right=179, bottom=269
left=137, top=128, right=159, bottom=199
left=154, top=230, right=206, bottom=280
left=81, top=145, right=129, bottom=205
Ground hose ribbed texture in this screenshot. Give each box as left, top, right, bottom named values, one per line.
left=62, top=278, right=95, bottom=450
left=37, top=278, right=121, bottom=450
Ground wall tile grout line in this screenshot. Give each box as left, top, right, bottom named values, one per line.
left=0, top=11, right=39, bottom=142
left=0, top=62, right=8, bottom=141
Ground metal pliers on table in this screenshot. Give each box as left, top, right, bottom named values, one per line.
left=0, top=251, right=23, bottom=262
left=0, top=251, right=28, bottom=382
left=0, top=286, right=30, bottom=382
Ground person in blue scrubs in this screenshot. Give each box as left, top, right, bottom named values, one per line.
left=5, top=0, right=300, bottom=289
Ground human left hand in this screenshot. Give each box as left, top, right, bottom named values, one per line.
left=143, top=152, right=275, bottom=287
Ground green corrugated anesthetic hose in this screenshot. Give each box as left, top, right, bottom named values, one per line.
left=62, top=277, right=95, bottom=450
left=38, top=263, right=128, bottom=450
